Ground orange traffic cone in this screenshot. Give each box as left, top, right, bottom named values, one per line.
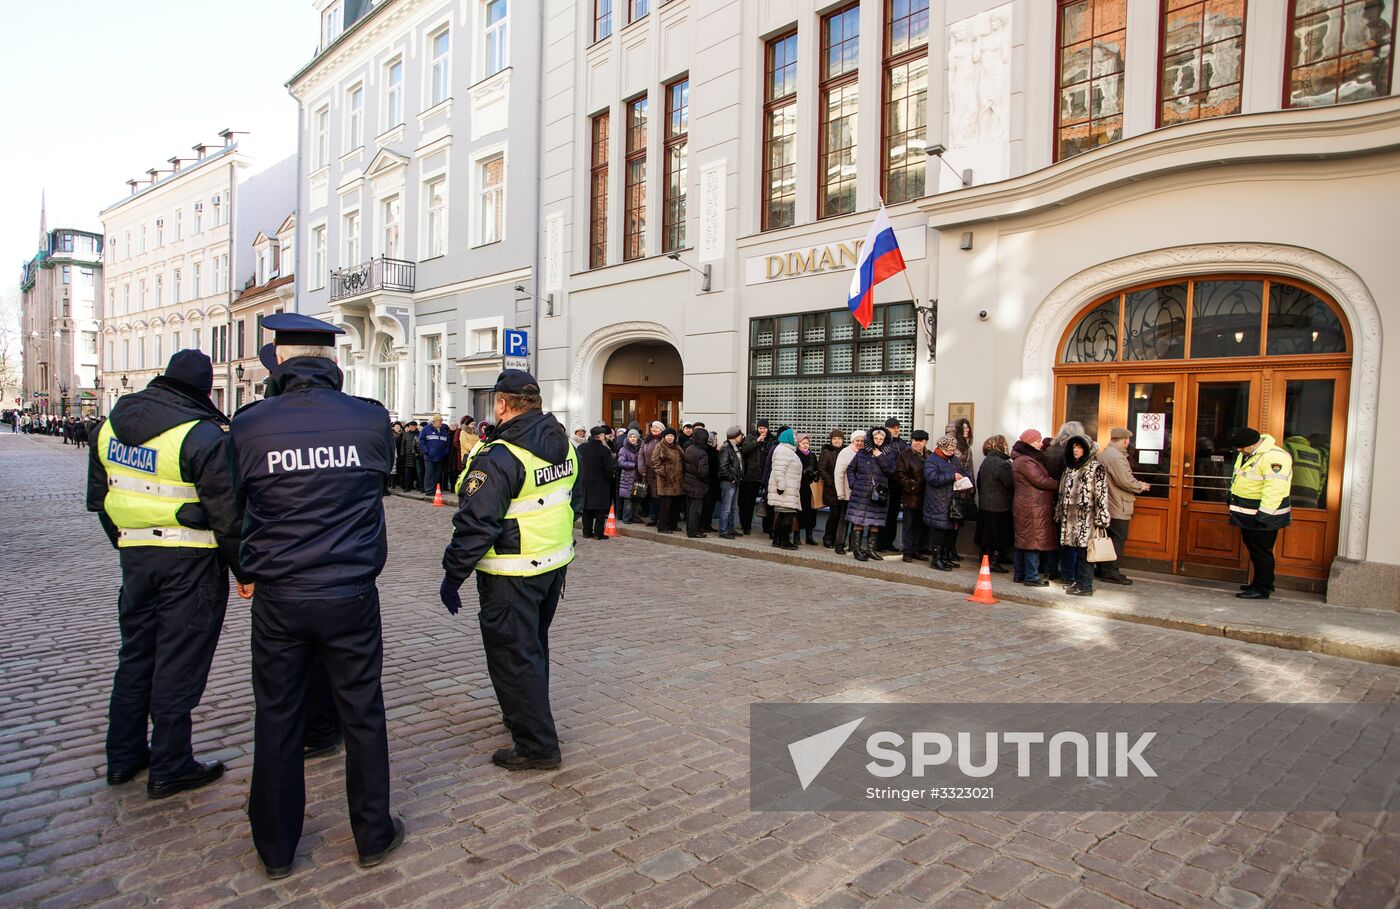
left=432, top=484, right=445, bottom=507
left=604, top=506, right=617, bottom=537
left=966, top=555, right=999, bottom=605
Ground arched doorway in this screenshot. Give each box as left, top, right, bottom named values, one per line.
left=1053, top=275, right=1351, bottom=589
left=601, top=342, right=683, bottom=428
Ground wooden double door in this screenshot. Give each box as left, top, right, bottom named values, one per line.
left=603, top=384, right=683, bottom=430
left=1056, top=364, right=1348, bottom=587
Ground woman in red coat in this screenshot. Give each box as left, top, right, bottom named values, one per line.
left=1011, top=429, right=1058, bottom=586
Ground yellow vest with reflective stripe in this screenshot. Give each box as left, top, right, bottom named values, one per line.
left=1229, top=434, right=1293, bottom=530
left=97, top=419, right=217, bottom=549
left=459, top=439, right=577, bottom=576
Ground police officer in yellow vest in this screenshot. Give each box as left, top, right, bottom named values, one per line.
left=1228, top=427, right=1293, bottom=600
left=440, top=370, right=582, bottom=770
left=86, top=350, right=245, bottom=797
left=1283, top=434, right=1325, bottom=509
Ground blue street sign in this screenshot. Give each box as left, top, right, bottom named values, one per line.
left=504, top=329, right=529, bottom=358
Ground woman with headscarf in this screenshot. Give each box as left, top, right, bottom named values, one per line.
left=795, top=433, right=820, bottom=545
left=650, top=426, right=684, bottom=533
left=767, top=429, right=804, bottom=550
left=975, top=434, right=1015, bottom=572
left=844, top=426, right=896, bottom=561
left=923, top=434, right=963, bottom=571
left=616, top=427, right=643, bottom=522
left=1056, top=433, right=1110, bottom=596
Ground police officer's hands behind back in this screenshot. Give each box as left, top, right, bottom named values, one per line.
left=237, top=581, right=255, bottom=600
left=440, top=576, right=463, bottom=615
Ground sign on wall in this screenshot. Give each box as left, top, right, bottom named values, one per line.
left=744, top=227, right=926, bottom=285
left=699, top=161, right=727, bottom=264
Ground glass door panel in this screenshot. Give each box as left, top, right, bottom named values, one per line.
left=1178, top=374, right=1258, bottom=575
left=1063, top=381, right=1103, bottom=445
left=1124, top=382, right=1175, bottom=499
left=1270, top=371, right=1347, bottom=582
left=1280, top=379, right=1335, bottom=510
left=1185, top=381, right=1251, bottom=504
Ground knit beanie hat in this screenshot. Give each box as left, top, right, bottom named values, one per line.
left=850, top=429, right=866, bottom=442
left=778, top=428, right=795, bottom=445
left=164, top=349, right=214, bottom=397
left=662, top=427, right=677, bottom=441
left=1019, top=428, right=1043, bottom=445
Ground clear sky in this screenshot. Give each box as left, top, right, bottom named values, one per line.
left=2, top=0, right=318, bottom=278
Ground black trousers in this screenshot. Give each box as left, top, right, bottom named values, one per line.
left=658, top=495, right=680, bottom=532
left=686, top=496, right=705, bottom=535
left=1241, top=528, right=1279, bottom=594
left=824, top=499, right=848, bottom=546
left=738, top=481, right=760, bottom=532
left=107, top=548, right=227, bottom=780
left=902, top=509, right=927, bottom=558
left=249, top=587, right=394, bottom=869
left=304, top=658, right=341, bottom=747
left=1099, top=518, right=1131, bottom=578
left=477, top=570, right=563, bottom=759
left=581, top=508, right=608, bottom=538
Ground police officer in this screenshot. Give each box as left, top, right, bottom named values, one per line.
left=1228, top=427, right=1293, bottom=600
left=440, top=370, right=581, bottom=770
left=230, top=314, right=402, bottom=878
left=86, top=349, right=243, bottom=798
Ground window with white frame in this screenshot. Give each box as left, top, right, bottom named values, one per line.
left=313, top=106, right=330, bottom=169
left=123, top=339, right=130, bottom=370
left=124, top=230, right=132, bottom=256
left=347, top=84, right=364, bottom=149
left=61, top=265, right=71, bottom=285
left=477, top=154, right=504, bottom=245
left=376, top=338, right=398, bottom=408
left=322, top=1, right=343, bottom=46
left=175, top=209, right=182, bottom=240
left=107, top=339, right=115, bottom=367
left=421, top=332, right=444, bottom=413
left=424, top=175, right=448, bottom=258
left=484, top=0, right=508, bottom=76
left=138, top=279, right=147, bottom=310
left=174, top=268, right=182, bottom=302
left=155, top=274, right=163, bottom=307
left=141, top=225, right=147, bottom=253
left=193, top=203, right=203, bottom=234
left=236, top=318, right=246, bottom=359
left=192, top=262, right=202, bottom=298
left=473, top=326, right=499, bottom=354
left=343, top=210, right=361, bottom=266
left=123, top=284, right=130, bottom=313
left=154, top=333, right=162, bottom=365
left=312, top=225, right=327, bottom=288
left=173, top=330, right=181, bottom=350
left=429, top=27, right=451, bottom=106
left=156, top=219, right=164, bottom=246
left=216, top=255, right=229, bottom=294
left=81, top=268, right=93, bottom=287
left=381, top=194, right=402, bottom=258
left=385, top=58, right=404, bottom=128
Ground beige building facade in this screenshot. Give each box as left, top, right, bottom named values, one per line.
left=537, top=0, right=1399, bottom=607
left=18, top=212, right=104, bottom=417
left=229, top=213, right=297, bottom=409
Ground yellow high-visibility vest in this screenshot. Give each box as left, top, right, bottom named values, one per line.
left=97, top=419, right=217, bottom=549
left=459, top=439, right=577, bottom=576
left=1229, top=434, right=1293, bottom=530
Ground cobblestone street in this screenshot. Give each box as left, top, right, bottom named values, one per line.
left=2, top=430, right=1398, bottom=909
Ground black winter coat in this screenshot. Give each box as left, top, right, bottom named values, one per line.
left=682, top=428, right=711, bottom=497
left=741, top=432, right=774, bottom=481
left=576, top=438, right=616, bottom=511
left=977, top=450, right=1014, bottom=513
left=719, top=441, right=744, bottom=482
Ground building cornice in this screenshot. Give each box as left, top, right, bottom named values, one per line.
left=288, top=0, right=413, bottom=96
left=919, top=97, right=1400, bottom=230
left=100, top=144, right=243, bottom=218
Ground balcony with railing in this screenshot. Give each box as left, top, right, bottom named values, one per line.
left=329, top=256, right=415, bottom=303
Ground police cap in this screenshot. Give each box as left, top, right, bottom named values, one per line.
left=262, top=312, right=346, bottom=348
left=492, top=369, right=540, bottom=394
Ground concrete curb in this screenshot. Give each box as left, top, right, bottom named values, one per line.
left=611, top=525, right=1400, bottom=668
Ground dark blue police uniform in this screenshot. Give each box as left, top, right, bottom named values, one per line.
left=231, top=318, right=401, bottom=876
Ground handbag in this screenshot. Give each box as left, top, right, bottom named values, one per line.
left=1086, top=527, right=1116, bottom=563
left=949, top=498, right=964, bottom=522
left=632, top=480, right=649, bottom=500
left=810, top=480, right=825, bottom=510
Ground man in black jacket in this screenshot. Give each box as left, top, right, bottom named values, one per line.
left=87, top=350, right=244, bottom=799
left=231, top=317, right=402, bottom=878
left=876, top=418, right=910, bottom=551
left=739, top=420, right=773, bottom=535
left=682, top=426, right=711, bottom=537
left=717, top=426, right=745, bottom=538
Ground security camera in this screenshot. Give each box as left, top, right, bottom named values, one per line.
left=978, top=310, right=989, bottom=321
left=926, top=143, right=947, bottom=157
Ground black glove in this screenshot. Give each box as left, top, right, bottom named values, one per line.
left=440, top=576, right=463, bottom=616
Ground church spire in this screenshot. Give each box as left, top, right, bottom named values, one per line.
left=38, top=189, right=48, bottom=248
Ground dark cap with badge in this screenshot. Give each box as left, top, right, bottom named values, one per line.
left=261, top=312, right=347, bottom=348
left=492, top=369, right=541, bottom=394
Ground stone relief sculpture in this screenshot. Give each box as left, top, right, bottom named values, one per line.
left=947, top=4, right=1012, bottom=151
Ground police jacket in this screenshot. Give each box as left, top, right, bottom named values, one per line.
left=85, top=376, right=244, bottom=578
left=1228, top=434, right=1293, bottom=531
left=442, top=408, right=583, bottom=585
left=230, top=357, right=395, bottom=597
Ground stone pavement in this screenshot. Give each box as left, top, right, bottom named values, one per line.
left=2, top=430, right=1399, bottom=909
left=604, top=522, right=1400, bottom=669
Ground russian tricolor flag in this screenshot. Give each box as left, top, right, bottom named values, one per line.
left=846, top=204, right=907, bottom=329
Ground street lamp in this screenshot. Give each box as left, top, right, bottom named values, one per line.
left=235, top=363, right=246, bottom=381
left=94, top=377, right=104, bottom=418
left=120, top=374, right=129, bottom=390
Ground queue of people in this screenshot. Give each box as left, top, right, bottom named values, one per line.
left=581, top=414, right=1166, bottom=599
left=6, top=411, right=97, bottom=445
left=388, top=415, right=485, bottom=494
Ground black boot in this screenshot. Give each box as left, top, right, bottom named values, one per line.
left=944, top=545, right=962, bottom=565
left=776, top=524, right=797, bottom=550
left=929, top=549, right=953, bottom=571
left=852, top=529, right=869, bottom=561
left=866, top=532, right=884, bottom=561
left=804, top=530, right=816, bottom=545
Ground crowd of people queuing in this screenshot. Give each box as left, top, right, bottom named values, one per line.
left=386, top=415, right=486, bottom=494
left=570, top=415, right=1154, bottom=598
left=6, top=410, right=98, bottom=447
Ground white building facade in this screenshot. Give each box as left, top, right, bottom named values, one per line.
left=99, top=138, right=294, bottom=415
left=289, top=0, right=544, bottom=423
left=537, top=0, right=1399, bottom=607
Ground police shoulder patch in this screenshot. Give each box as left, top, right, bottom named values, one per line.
left=1271, top=463, right=1283, bottom=473
left=464, top=470, right=489, bottom=496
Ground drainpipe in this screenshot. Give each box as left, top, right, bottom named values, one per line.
left=228, top=157, right=237, bottom=412
left=531, top=0, right=545, bottom=378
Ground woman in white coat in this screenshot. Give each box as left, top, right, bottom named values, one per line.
left=767, top=428, right=804, bottom=550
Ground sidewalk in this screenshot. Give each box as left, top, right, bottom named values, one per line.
left=618, top=521, right=1400, bottom=667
